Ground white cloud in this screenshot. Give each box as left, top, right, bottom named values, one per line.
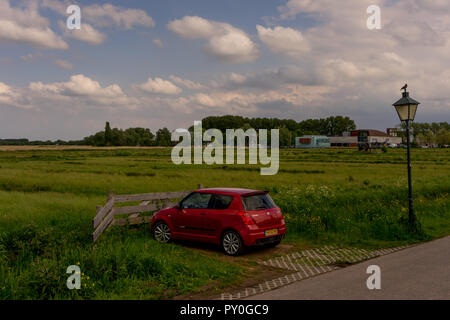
left=153, top=38, right=163, bottom=48
left=168, top=16, right=259, bottom=63
left=193, top=93, right=223, bottom=108
left=228, top=72, right=247, bottom=84
left=0, top=0, right=67, bottom=49
left=29, top=74, right=136, bottom=107
left=0, top=82, right=30, bottom=109
left=83, top=3, right=155, bottom=29
left=257, top=25, right=309, bottom=58
left=20, top=52, right=43, bottom=61
left=59, top=21, right=107, bottom=45
left=138, top=77, right=182, bottom=95
left=54, top=59, right=73, bottom=70
left=169, top=76, right=205, bottom=90
left=42, top=1, right=155, bottom=30
left=0, top=82, right=15, bottom=106
left=167, top=16, right=218, bottom=39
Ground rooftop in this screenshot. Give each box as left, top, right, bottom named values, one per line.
left=351, top=129, right=388, bottom=137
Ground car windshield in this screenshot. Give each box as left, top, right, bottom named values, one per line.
left=242, top=193, right=276, bottom=211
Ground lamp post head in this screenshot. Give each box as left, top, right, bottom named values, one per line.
left=393, top=90, right=420, bottom=122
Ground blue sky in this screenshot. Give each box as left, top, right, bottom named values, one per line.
left=0, top=0, right=449, bottom=140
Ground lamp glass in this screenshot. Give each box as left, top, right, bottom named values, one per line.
left=395, top=104, right=418, bottom=121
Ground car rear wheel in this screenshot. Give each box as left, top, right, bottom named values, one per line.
left=222, top=230, right=243, bottom=256
left=153, top=221, right=171, bottom=243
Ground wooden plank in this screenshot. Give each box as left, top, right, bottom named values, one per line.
left=93, top=210, right=115, bottom=242
left=113, top=218, right=127, bottom=226
left=111, top=204, right=158, bottom=215
left=113, top=216, right=152, bottom=226
left=113, top=191, right=190, bottom=202
left=92, top=198, right=115, bottom=229
left=129, top=213, right=140, bottom=219
left=128, top=216, right=144, bottom=225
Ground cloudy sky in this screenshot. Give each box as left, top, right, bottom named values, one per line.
left=0, top=0, right=449, bottom=140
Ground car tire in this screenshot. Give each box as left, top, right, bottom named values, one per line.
left=221, top=230, right=243, bottom=256
left=153, top=221, right=171, bottom=243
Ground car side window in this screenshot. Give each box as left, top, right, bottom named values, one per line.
left=180, top=192, right=212, bottom=209
left=209, top=194, right=234, bottom=210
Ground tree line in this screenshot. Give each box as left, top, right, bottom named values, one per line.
left=402, top=122, right=450, bottom=146
left=85, top=116, right=356, bottom=147
left=2, top=116, right=447, bottom=147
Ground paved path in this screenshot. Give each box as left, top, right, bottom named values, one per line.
left=246, top=236, right=450, bottom=300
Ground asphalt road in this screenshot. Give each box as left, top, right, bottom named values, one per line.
left=247, top=236, right=450, bottom=300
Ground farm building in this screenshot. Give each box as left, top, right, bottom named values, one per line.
left=351, top=129, right=402, bottom=145
left=328, top=135, right=357, bottom=147
left=329, top=129, right=402, bottom=147
left=295, top=135, right=330, bottom=148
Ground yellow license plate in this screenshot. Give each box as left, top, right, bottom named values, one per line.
left=265, top=229, right=278, bottom=236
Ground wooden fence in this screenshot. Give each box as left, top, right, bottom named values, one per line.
left=92, top=184, right=203, bottom=242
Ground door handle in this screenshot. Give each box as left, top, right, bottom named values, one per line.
left=200, top=212, right=207, bottom=215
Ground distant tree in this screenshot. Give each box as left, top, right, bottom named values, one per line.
left=435, top=129, right=450, bottom=146
left=104, top=122, right=112, bottom=146
left=93, top=131, right=105, bottom=146
left=278, top=127, right=292, bottom=147
left=155, top=128, right=172, bottom=146
left=325, top=116, right=356, bottom=136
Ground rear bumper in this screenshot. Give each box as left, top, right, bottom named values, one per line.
left=254, top=234, right=285, bottom=246
left=241, top=224, right=286, bottom=247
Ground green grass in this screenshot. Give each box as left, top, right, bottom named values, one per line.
left=0, top=147, right=449, bottom=299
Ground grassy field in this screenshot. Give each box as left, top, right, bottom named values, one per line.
left=0, top=147, right=449, bottom=299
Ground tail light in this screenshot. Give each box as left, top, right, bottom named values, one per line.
left=237, top=211, right=255, bottom=225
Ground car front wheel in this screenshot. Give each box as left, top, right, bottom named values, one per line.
left=153, top=221, right=171, bottom=243
left=222, top=230, right=243, bottom=256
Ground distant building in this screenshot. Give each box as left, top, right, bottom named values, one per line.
left=328, top=135, right=357, bottom=147
left=295, top=135, right=330, bottom=148
left=351, top=129, right=402, bottom=145
left=329, top=129, right=402, bottom=147
left=386, top=128, right=398, bottom=137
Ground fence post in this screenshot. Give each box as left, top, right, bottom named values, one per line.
left=107, top=191, right=114, bottom=201
left=198, top=184, right=203, bottom=189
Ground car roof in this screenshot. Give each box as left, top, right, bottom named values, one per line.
left=196, top=188, right=266, bottom=196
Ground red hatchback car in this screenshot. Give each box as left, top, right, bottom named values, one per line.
left=151, top=188, right=286, bottom=255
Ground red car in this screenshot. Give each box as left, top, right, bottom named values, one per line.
left=151, top=188, right=286, bottom=255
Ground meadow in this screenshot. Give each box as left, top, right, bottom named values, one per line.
left=0, top=146, right=449, bottom=299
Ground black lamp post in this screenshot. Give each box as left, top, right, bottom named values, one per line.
left=393, top=84, right=420, bottom=230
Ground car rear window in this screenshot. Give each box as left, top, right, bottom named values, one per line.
left=209, top=194, right=234, bottom=210
left=241, top=193, right=276, bottom=211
